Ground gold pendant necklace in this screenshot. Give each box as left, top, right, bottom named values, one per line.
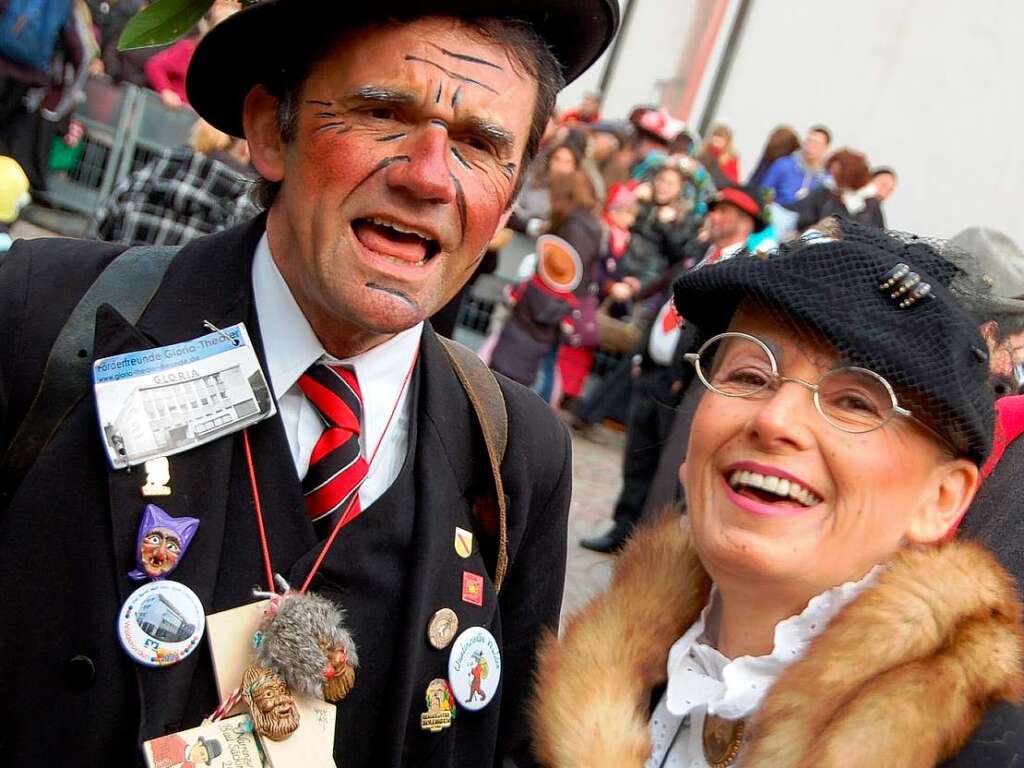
left=702, top=714, right=745, bottom=768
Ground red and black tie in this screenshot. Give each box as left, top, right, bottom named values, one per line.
left=298, top=362, right=368, bottom=533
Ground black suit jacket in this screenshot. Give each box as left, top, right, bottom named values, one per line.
left=0, top=218, right=572, bottom=767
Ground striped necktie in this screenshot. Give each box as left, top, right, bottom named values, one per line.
left=298, top=362, right=368, bottom=533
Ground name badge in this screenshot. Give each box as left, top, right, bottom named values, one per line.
left=93, top=323, right=275, bottom=469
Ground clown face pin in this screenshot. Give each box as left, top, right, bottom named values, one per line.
left=128, top=504, right=199, bottom=581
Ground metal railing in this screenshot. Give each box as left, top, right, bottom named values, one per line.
left=37, top=77, right=198, bottom=216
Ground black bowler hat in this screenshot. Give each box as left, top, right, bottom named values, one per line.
left=187, top=0, right=619, bottom=137
left=673, top=219, right=995, bottom=465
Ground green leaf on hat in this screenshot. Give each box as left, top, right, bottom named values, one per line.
left=117, top=0, right=215, bottom=51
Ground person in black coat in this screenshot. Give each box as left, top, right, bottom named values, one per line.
left=0, top=2, right=621, bottom=766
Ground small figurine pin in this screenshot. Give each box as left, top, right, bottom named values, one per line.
left=128, top=504, right=199, bottom=581
left=141, top=457, right=171, bottom=497
left=241, top=576, right=359, bottom=741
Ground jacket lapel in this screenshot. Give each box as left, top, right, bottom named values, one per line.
left=96, top=216, right=288, bottom=737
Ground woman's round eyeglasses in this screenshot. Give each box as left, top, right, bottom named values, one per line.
left=683, top=332, right=911, bottom=434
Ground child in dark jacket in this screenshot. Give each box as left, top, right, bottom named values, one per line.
left=490, top=234, right=581, bottom=387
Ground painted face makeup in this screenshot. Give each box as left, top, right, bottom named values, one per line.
left=258, top=18, right=536, bottom=353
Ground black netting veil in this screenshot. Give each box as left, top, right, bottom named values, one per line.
left=673, top=220, right=996, bottom=464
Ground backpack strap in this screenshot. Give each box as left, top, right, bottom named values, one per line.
left=439, top=335, right=509, bottom=593
left=0, top=245, right=178, bottom=492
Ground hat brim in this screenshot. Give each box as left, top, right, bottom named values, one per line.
left=187, top=0, right=619, bottom=137
left=707, top=198, right=767, bottom=234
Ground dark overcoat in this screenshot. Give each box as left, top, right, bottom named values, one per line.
left=0, top=217, right=572, bottom=768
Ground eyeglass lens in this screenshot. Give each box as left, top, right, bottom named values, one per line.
left=699, top=334, right=897, bottom=433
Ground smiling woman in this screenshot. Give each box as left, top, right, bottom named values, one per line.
left=532, top=221, right=1024, bottom=768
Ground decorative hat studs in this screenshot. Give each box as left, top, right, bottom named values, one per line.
left=879, top=263, right=932, bottom=309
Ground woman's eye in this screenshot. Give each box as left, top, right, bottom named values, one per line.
left=722, top=367, right=769, bottom=387
left=832, top=391, right=881, bottom=414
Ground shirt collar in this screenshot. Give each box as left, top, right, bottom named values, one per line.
left=251, top=232, right=423, bottom=403
left=664, top=565, right=883, bottom=721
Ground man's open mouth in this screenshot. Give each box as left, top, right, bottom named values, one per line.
left=727, top=468, right=822, bottom=507
left=352, top=216, right=441, bottom=266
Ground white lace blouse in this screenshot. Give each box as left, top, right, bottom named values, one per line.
left=645, top=568, right=882, bottom=768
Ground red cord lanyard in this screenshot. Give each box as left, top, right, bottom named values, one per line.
left=243, top=348, right=420, bottom=595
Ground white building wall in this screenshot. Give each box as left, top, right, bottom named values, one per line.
left=703, top=0, right=1024, bottom=242
left=564, top=0, right=1024, bottom=246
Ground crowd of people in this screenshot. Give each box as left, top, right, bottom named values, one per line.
left=3, top=1, right=1024, bottom=767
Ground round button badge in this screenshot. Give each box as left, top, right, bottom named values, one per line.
left=117, top=580, right=205, bottom=667
left=447, top=626, right=501, bottom=711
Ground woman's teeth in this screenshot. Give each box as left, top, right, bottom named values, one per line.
left=728, top=469, right=821, bottom=507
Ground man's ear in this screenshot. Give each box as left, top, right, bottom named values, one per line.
left=242, top=85, right=286, bottom=183
left=904, top=458, right=980, bottom=544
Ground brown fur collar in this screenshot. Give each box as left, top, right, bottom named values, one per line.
left=532, top=514, right=1024, bottom=767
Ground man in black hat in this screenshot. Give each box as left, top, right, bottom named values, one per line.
left=0, top=2, right=618, bottom=766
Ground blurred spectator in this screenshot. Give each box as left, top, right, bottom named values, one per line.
left=795, top=148, right=884, bottom=230
left=85, top=0, right=157, bottom=85
left=593, top=121, right=637, bottom=189
left=144, top=0, right=237, bottom=109
left=760, top=124, right=831, bottom=205
left=794, top=148, right=884, bottom=230
left=618, top=159, right=704, bottom=293
left=490, top=234, right=582, bottom=388
left=746, top=124, right=800, bottom=189
left=90, top=117, right=256, bottom=245
left=559, top=91, right=601, bottom=125
left=592, top=183, right=640, bottom=298
left=0, top=155, right=30, bottom=252
left=546, top=168, right=602, bottom=403
left=699, top=123, right=740, bottom=186
left=871, top=166, right=898, bottom=201
left=630, top=107, right=686, bottom=175
left=0, top=0, right=93, bottom=191
left=509, top=141, right=581, bottom=237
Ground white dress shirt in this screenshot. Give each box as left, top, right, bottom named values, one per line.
left=251, top=233, right=422, bottom=509
left=645, top=565, right=881, bottom=768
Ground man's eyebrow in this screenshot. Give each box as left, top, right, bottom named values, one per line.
left=345, top=85, right=419, bottom=105
left=464, top=116, right=516, bottom=154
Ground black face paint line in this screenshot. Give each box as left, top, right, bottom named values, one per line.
left=435, top=82, right=443, bottom=104
left=451, top=86, right=462, bottom=110
left=450, top=146, right=473, bottom=172
left=307, top=99, right=335, bottom=107
left=403, top=55, right=498, bottom=95
left=314, top=122, right=351, bottom=135
left=501, top=162, right=517, bottom=180
left=355, top=155, right=411, bottom=187
left=449, top=172, right=468, bottom=238
left=315, top=111, right=339, bottom=118
left=376, top=133, right=408, bottom=143
left=428, top=119, right=449, bottom=131
left=430, top=43, right=503, bottom=71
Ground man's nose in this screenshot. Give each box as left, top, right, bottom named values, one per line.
left=385, top=126, right=456, bottom=204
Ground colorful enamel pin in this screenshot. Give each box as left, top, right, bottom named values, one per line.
left=420, top=679, right=456, bottom=732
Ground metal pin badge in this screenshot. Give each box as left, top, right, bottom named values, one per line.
left=427, top=608, right=459, bottom=650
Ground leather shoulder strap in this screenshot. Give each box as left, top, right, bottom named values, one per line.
left=439, top=335, right=509, bottom=592
left=1, top=245, right=179, bottom=491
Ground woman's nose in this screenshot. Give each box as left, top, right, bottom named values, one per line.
left=746, top=380, right=817, bottom=451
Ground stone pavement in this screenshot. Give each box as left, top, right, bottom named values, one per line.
left=559, top=424, right=626, bottom=628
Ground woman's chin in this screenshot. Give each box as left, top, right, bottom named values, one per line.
left=694, top=521, right=815, bottom=585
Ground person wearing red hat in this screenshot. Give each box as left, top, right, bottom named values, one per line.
left=0, top=2, right=619, bottom=766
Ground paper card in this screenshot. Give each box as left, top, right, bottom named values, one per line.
left=93, top=323, right=276, bottom=469
left=207, top=600, right=270, bottom=718
left=259, top=696, right=337, bottom=768
left=143, top=715, right=264, bottom=768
